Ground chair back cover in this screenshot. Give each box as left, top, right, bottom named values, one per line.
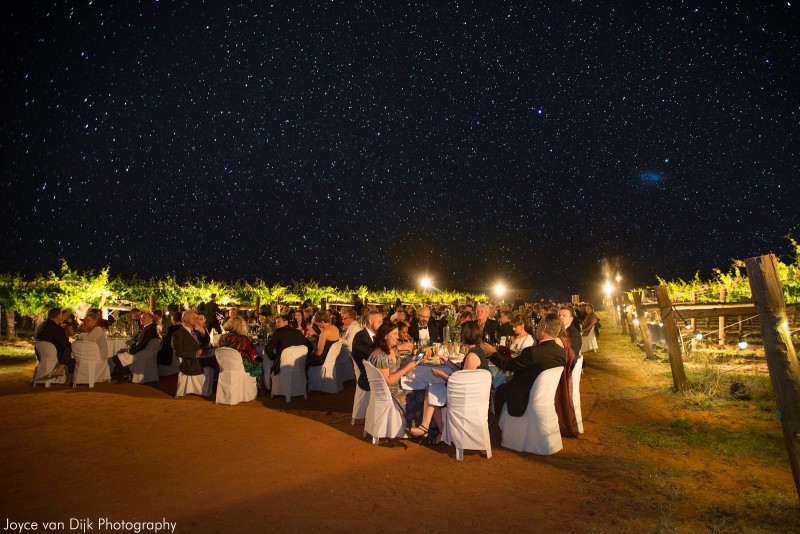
left=72, top=340, right=109, bottom=388
left=499, top=366, right=565, bottom=455
left=445, top=369, right=492, bottom=459
left=337, top=344, right=356, bottom=382
left=33, top=341, right=67, bottom=387
left=308, top=341, right=344, bottom=393
left=157, top=339, right=180, bottom=377
left=131, top=339, right=160, bottom=384
left=271, top=344, right=308, bottom=402
left=363, top=361, right=405, bottom=440
left=176, top=365, right=215, bottom=398
left=350, top=354, right=369, bottom=423
left=572, top=357, right=584, bottom=434
left=215, top=347, right=258, bottom=405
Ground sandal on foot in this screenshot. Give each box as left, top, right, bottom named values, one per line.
left=408, top=425, right=429, bottom=439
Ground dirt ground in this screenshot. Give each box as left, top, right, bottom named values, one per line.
left=1, top=320, right=798, bottom=533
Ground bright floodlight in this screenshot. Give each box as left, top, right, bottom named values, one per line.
left=738, top=337, right=748, bottom=350
left=616, top=274, right=622, bottom=283
left=420, top=277, right=432, bottom=289
left=603, top=281, right=614, bottom=296
left=494, top=282, right=506, bottom=297
left=695, top=332, right=703, bottom=341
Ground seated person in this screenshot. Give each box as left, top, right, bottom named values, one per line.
left=217, top=316, right=263, bottom=393
left=157, top=313, right=182, bottom=366
left=34, top=307, right=74, bottom=379
left=410, top=321, right=490, bottom=442
left=264, top=314, right=313, bottom=375
left=77, top=311, right=108, bottom=363
left=306, top=311, right=340, bottom=371
left=112, top=311, right=161, bottom=383
left=194, top=314, right=211, bottom=351
left=368, top=323, right=424, bottom=428
left=497, top=310, right=515, bottom=340
left=509, top=313, right=535, bottom=357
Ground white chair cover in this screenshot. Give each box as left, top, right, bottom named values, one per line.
left=271, top=345, right=308, bottom=403
left=363, top=361, right=406, bottom=445
left=215, top=347, right=258, bottom=405
left=582, top=330, right=598, bottom=352
left=444, top=369, right=493, bottom=460
left=572, top=357, right=584, bottom=434
left=499, top=366, right=564, bottom=455
left=72, top=340, right=110, bottom=388
left=351, top=359, right=370, bottom=424
left=131, top=339, right=160, bottom=384
left=158, top=340, right=180, bottom=376
left=337, top=344, right=356, bottom=382
left=33, top=341, right=67, bottom=387
left=176, top=364, right=215, bottom=398
left=262, top=355, right=273, bottom=391
left=307, top=341, right=344, bottom=393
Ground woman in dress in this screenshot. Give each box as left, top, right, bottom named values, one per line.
left=410, top=321, right=490, bottom=442
left=368, top=322, right=424, bottom=427
left=217, top=316, right=262, bottom=391
left=194, top=314, right=211, bottom=351
left=306, top=311, right=339, bottom=370
left=77, top=311, right=108, bottom=363
left=581, top=303, right=599, bottom=354
left=292, top=310, right=309, bottom=337
left=509, top=312, right=535, bottom=357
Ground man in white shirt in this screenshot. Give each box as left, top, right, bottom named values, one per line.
left=340, top=308, right=362, bottom=349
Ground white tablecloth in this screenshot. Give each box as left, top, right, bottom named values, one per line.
left=106, top=338, right=129, bottom=357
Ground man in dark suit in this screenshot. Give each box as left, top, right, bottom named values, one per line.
left=172, top=310, right=204, bottom=376
left=409, top=306, right=442, bottom=346
left=475, top=304, right=499, bottom=344
left=483, top=313, right=566, bottom=417
left=351, top=311, right=382, bottom=391
left=112, top=312, right=161, bottom=382
left=559, top=306, right=583, bottom=359
left=264, top=314, right=313, bottom=375
left=203, top=294, right=222, bottom=335
left=34, top=307, right=73, bottom=378
left=497, top=310, right=515, bottom=339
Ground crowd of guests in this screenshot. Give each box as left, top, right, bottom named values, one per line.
left=33, top=294, right=601, bottom=447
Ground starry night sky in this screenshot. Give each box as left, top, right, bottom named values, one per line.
left=2, top=1, right=798, bottom=299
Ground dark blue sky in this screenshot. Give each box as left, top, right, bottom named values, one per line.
left=2, top=1, right=798, bottom=299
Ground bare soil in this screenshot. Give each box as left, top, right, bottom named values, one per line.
left=1, top=321, right=798, bottom=533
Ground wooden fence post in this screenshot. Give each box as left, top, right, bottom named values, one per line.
left=149, top=295, right=156, bottom=312
left=719, top=287, right=727, bottom=347
left=633, top=292, right=656, bottom=360
left=617, top=294, right=628, bottom=335
left=623, top=294, right=637, bottom=342
left=655, top=285, right=687, bottom=391
left=744, top=254, right=800, bottom=504
left=690, top=291, right=697, bottom=332
left=255, top=296, right=261, bottom=312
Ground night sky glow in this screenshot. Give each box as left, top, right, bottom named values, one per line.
left=2, top=2, right=798, bottom=297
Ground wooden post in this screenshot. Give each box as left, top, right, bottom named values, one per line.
left=690, top=291, right=697, bottom=332
left=745, top=254, right=800, bottom=503
left=623, top=294, right=637, bottom=342
left=255, top=296, right=261, bottom=312
left=617, top=295, right=628, bottom=335
left=633, top=292, right=655, bottom=360
left=655, top=285, right=687, bottom=391
left=149, top=295, right=156, bottom=312
left=719, top=287, right=727, bottom=347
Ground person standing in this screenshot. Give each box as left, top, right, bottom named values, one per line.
left=203, top=294, right=222, bottom=335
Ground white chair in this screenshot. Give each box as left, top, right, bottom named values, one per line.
left=337, top=344, right=356, bottom=382
left=33, top=341, right=67, bottom=387
left=130, top=339, right=160, bottom=384
left=572, top=357, right=584, bottom=434
left=499, top=366, right=565, bottom=455
left=271, top=345, right=308, bottom=403
left=351, top=359, right=370, bottom=424
left=215, top=347, right=258, bottom=406
left=262, top=355, right=273, bottom=391
left=158, top=341, right=180, bottom=377
left=307, top=341, right=344, bottom=393
left=72, top=340, right=111, bottom=388
left=444, top=369, right=492, bottom=461
left=175, top=362, right=215, bottom=398
left=363, top=361, right=406, bottom=445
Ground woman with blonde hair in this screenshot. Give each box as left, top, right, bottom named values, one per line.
left=218, top=316, right=261, bottom=382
